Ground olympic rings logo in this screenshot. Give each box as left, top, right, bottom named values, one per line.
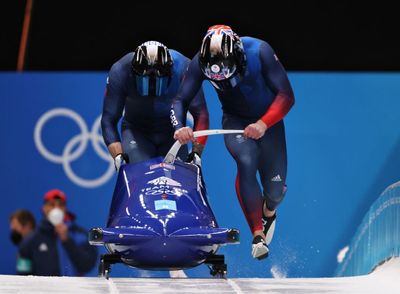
left=34, top=108, right=114, bottom=188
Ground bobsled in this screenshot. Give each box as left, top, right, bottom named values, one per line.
left=89, top=130, right=243, bottom=278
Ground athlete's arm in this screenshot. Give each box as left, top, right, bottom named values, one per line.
left=259, top=42, right=295, bottom=128
left=101, top=64, right=126, bottom=158
left=171, top=54, right=205, bottom=144
left=187, top=86, right=209, bottom=148
left=107, top=142, right=123, bottom=159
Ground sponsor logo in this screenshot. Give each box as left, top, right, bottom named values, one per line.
left=170, top=109, right=179, bottom=126
left=154, top=200, right=177, bottom=211
left=235, top=134, right=246, bottom=143
left=39, top=243, right=48, bottom=252
left=211, top=64, right=220, bottom=73
left=144, top=176, right=186, bottom=196
left=141, top=186, right=188, bottom=196
left=271, top=175, right=282, bottom=182
left=150, top=163, right=175, bottom=170
left=148, top=176, right=181, bottom=187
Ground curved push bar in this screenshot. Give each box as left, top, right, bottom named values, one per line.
left=163, top=129, right=244, bottom=164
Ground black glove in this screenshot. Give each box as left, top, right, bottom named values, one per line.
left=114, top=153, right=129, bottom=171
left=186, top=151, right=201, bottom=166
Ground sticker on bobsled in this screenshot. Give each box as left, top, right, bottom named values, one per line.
left=154, top=200, right=177, bottom=211
left=142, top=186, right=188, bottom=196
left=147, top=176, right=181, bottom=187
left=150, top=163, right=175, bottom=170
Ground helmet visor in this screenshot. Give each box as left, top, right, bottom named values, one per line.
left=135, top=75, right=169, bottom=96
left=201, top=57, right=237, bottom=81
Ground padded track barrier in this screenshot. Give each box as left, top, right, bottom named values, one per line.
left=335, top=181, right=400, bottom=276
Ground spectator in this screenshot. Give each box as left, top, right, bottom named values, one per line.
left=9, top=209, right=36, bottom=246
left=17, top=189, right=98, bottom=276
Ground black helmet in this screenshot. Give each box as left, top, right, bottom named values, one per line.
left=131, top=41, right=173, bottom=96
left=199, top=25, right=246, bottom=91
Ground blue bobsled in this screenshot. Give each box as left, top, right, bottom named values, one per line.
left=89, top=130, right=243, bottom=278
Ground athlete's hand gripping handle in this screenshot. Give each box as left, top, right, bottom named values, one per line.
left=174, top=127, right=194, bottom=145
left=164, top=129, right=244, bottom=164
left=114, top=153, right=129, bottom=171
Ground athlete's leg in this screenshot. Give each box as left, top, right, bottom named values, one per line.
left=121, top=127, right=157, bottom=164
left=258, top=121, right=288, bottom=212
left=222, top=115, right=264, bottom=234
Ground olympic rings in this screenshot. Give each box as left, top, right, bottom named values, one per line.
left=34, top=108, right=114, bottom=188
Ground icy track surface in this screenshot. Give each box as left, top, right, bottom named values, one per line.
left=1, top=258, right=399, bottom=294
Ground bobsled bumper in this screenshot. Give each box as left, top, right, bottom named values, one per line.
left=89, top=227, right=239, bottom=269
left=89, top=227, right=239, bottom=246
left=169, top=227, right=240, bottom=245
left=88, top=227, right=160, bottom=246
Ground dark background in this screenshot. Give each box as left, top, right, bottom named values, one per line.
left=2, top=0, right=399, bottom=71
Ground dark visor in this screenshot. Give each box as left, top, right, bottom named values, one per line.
left=135, top=75, right=169, bottom=96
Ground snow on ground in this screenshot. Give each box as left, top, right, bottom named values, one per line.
left=1, top=258, right=399, bottom=294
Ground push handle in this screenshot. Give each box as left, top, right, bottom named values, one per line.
left=163, top=129, right=244, bottom=164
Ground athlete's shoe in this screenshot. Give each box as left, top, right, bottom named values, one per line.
left=262, top=213, right=276, bottom=245
left=252, top=235, right=269, bottom=260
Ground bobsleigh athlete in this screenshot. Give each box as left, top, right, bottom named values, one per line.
left=101, top=41, right=209, bottom=170
left=172, top=25, right=295, bottom=260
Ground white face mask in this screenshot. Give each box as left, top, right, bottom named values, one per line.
left=48, top=208, right=64, bottom=226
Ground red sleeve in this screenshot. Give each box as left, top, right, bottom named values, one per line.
left=260, top=92, right=294, bottom=127
left=188, top=87, right=209, bottom=146
left=192, top=102, right=209, bottom=145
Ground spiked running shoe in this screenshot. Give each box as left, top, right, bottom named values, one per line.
left=252, top=235, right=269, bottom=260
left=262, top=213, right=276, bottom=245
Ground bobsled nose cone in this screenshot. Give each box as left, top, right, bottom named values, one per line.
left=88, top=228, right=104, bottom=245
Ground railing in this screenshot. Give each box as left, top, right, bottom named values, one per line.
left=335, top=181, right=400, bottom=276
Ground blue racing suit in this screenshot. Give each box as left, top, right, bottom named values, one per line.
left=101, top=50, right=209, bottom=163
left=171, top=37, right=295, bottom=233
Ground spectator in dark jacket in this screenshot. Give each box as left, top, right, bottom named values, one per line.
left=17, top=189, right=98, bottom=276
left=9, top=209, right=36, bottom=247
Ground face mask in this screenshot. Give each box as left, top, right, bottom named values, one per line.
left=10, top=230, right=23, bottom=246
left=48, top=208, right=64, bottom=226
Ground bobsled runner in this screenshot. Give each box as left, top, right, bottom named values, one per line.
left=89, top=130, right=243, bottom=279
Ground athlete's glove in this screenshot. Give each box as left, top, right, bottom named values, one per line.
left=186, top=152, right=202, bottom=167
left=185, top=142, right=204, bottom=167
left=114, top=153, right=129, bottom=171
